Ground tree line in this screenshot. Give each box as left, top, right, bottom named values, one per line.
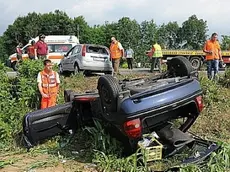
left=0, top=10, right=229, bottom=63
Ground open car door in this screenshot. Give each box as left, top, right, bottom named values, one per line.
left=23, top=102, right=76, bottom=148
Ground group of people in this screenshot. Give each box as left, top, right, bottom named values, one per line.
left=31, top=33, right=223, bottom=110
left=110, top=36, right=164, bottom=74
left=16, top=34, right=48, bottom=61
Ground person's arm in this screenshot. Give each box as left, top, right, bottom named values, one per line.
left=118, top=42, right=125, bottom=57
left=203, top=41, right=212, bottom=54
left=37, top=73, right=48, bottom=98
left=55, top=72, right=60, bottom=93
left=34, top=43, right=38, bottom=59
left=218, top=43, right=222, bottom=60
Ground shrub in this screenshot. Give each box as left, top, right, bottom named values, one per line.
left=0, top=60, right=46, bottom=147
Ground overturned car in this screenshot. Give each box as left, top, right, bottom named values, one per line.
left=23, top=57, right=219, bottom=168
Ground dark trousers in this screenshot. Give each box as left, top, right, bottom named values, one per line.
left=151, top=57, right=161, bottom=73
left=126, top=58, right=133, bottom=69
left=206, top=59, right=219, bottom=80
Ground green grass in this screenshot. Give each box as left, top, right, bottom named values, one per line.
left=1, top=63, right=230, bottom=171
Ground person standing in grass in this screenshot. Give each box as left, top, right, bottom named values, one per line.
left=203, top=33, right=222, bottom=80
left=110, top=37, right=124, bottom=75
left=150, top=42, right=163, bottom=73
left=125, top=46, right=134, bottom=70
left=37, top=59, right=60, bottom=109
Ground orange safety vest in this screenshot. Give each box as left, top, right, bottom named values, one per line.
left=110, top=42, right=122, bottom=59
left=40, top=70, right=58, bottom=95
left=203, top=40, right=221, bottom=60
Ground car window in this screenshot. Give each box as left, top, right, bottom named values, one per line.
left=87, top=46, right=109, bottom=55
left=54, top=44, right=72, bottom=53
left=48, top=45, right=54, bottom=53
left=72, top=45, right=81, bottom=54
left=66, top=46, right=76, bottom=56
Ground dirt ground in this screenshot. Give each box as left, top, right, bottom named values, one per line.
left=0, top=152, right=97, bottom=172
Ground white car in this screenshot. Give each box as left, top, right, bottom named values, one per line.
left=59, top=44, right=113, bottom=75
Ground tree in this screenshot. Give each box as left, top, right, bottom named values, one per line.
left=157, top=22, right=180, bottom=49
left=221, top=35, right=230, bottom=50
left=179, top=15, right=208, bottom=49
left=116, top=17, right=141, bottom=50
left=40, top=10, right=74, bottom=35
left=0, top=36, right=7, bottom=62
left=73, top=16, right=90, bottom=43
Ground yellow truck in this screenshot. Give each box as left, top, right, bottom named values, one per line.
left=161, top=50, right=230, bottom=70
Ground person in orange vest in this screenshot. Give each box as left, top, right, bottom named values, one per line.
left=110, top=37, right=124, bottom=75
left=27, top=40, right=36, bottom=60
left=37, top=59, right=60, bottom=109
left=203, top=33, right=223, bottom=80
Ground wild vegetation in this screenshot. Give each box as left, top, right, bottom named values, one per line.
left=0, top=60, right=230, bottom=171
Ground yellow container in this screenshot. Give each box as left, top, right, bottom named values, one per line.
left=138, top=134, right=163, bottom=162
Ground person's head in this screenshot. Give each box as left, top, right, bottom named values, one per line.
left=43, top=59, right=53, bottom=72
left=31, top=40, right=35, bottom=45
left=39, top=34, right=46, bottom=41
left=111, top=37, right=117, bottom=43
left=18, top=43, right=23, bottom=47
left=211, top=33, right=218, bottom=41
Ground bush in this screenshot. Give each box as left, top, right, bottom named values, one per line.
left=219, top=67, right=230, bottom=88
left=0, top=60, right=45, bottom=147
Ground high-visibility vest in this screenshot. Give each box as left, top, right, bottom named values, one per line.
left=40, top=70, right=58, bottom=95
left=110, top=42, right=122, bottom=59
left=153, top=43, right=163, bottom=58
left=203, top=40, right=220, bottom=60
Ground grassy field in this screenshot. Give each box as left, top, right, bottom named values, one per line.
left=0, top=70, right=230, bottom=172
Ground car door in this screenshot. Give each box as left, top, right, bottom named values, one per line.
left=69, top=45, right=81, bottom=70
left=62, top=46, right=76, bottom=70
left=23, top=102, right=77, bottom=147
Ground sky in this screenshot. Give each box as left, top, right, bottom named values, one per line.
left=1, top=0, right=230, bottom=37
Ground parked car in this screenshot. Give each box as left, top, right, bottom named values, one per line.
left=58, top=44, right=113, bottom=75
left=23, top=57, right=219, bottom=166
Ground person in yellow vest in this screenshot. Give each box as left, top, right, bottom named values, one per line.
left=110, top=37, right=124, bottom=75
left=150, top=42, right=163, bottom=73
left=37, top=59, right=60, bottom=109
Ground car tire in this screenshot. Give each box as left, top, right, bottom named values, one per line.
left=74, top=64, right=79, bottom=75
left=64, top=90, right=74, bottom=102
left=97, top=75, right=121, bottom=112
left=167, top=56, right=194, bottom=77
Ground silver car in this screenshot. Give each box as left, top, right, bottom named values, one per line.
left=59, top=44, right=113, bottom=75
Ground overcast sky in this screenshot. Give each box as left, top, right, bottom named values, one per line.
left=1, top=0, right=230, bottom=38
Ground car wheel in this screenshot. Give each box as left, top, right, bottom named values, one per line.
left=97, top=75, right=121, bottom=112
left=167, top=56, right=194, bottom=77
left=64, top=90, right=74, bottom=102
left=74, top=64, right=79, bottom=75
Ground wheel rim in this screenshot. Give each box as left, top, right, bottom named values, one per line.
left=101, top=85, right=111, bottom=104
left=191, top=59, right=200, bottom=70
